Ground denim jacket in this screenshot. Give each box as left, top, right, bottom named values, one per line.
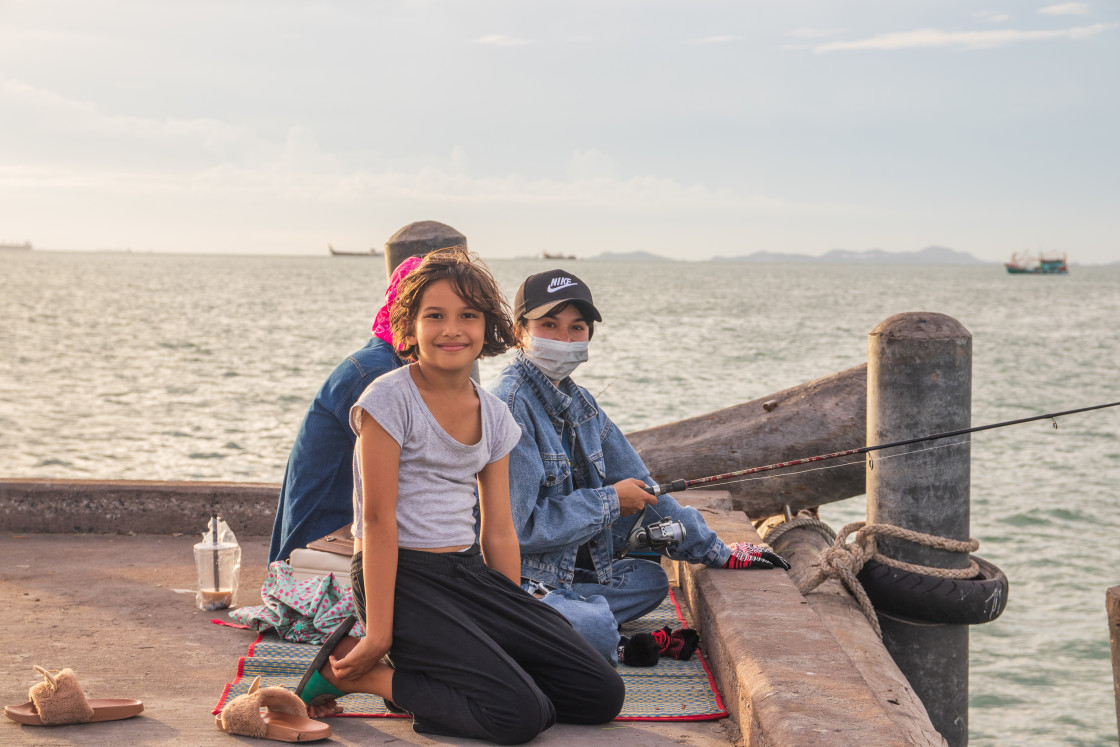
left=269, top=337, right=403, bottom=563
left=488, top=352, right=656, bottom=588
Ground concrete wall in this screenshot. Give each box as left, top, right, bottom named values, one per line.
left=0, top=479, right=279, bottom=536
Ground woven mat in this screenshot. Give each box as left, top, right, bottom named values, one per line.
left=213, top=588, right=727, bottom=721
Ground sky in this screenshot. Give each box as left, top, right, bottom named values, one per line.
left=1, top=1, right=1118, bottom=263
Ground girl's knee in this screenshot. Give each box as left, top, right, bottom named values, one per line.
left=485, top=691, right=556, bottom=744
left=568, top=666, right=624, bottom=725
left=596, top=668, right=626, bottom=722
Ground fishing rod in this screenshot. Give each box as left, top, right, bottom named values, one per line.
left=644, top=400, right=1120, bottom=496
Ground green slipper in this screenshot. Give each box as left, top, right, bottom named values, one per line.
left=294, top=615, right=357, bottom=705
left=297, top=670, right=346, bottom=706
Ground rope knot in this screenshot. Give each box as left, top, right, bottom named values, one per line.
left=792, top=520, right=980, bottom=639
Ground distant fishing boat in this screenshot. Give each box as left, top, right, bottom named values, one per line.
left=1004, top=251, right=1068, bottom=275
left=328, top=244, right=382, bottom=257
left=0, top=240, right=33, bottom=251
left=541, top=251, right=577, bottom=260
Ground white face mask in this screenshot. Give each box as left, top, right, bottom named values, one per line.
left=523, top=335, right=589, bottom=381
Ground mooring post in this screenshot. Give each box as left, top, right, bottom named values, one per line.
left=1108, top=586, right=1120, bottom=741
left=384, top=220, right=467, bottom=277
left=867, top=312, right=972, bottom=746
left=382, top=220, right=474, bottom=379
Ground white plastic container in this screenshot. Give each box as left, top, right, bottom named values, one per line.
left=194, top=515, right=241, bottom=610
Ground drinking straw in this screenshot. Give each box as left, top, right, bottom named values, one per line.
left=211, top=513, right=220, bottom=592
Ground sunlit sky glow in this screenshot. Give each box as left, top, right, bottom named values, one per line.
left=1, top=1, right=1117, bottom=262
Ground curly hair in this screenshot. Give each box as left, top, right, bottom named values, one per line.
left=389, top=246, right=517, bottom=362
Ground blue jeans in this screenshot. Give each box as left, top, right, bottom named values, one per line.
left=531, top=557, right=669, bottom=663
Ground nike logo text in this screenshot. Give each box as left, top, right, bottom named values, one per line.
left=548, top=278, right=577, bottom=293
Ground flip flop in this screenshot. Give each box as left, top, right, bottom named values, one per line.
left=215, top=676, right=331, bottom=742
left=4, top=666, right=144, bottom=726
left=294, top=614, right=356, bottom=706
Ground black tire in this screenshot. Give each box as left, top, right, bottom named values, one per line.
left=857, top=554, right=1008, bottom=625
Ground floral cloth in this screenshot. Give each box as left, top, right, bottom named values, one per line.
left=229, top=562, right=365, bottom=644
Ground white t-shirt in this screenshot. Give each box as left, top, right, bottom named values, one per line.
left=349, top=365, right=522, bottom=549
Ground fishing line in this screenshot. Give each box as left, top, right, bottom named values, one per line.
left=645, top=400, right=1120, bottom=496
left=595, top=376, right=621, bottom=399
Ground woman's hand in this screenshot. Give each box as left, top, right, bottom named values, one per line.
left=614, top=478, right=658, bottom=516
left=329, top=632, right=391, bottom=683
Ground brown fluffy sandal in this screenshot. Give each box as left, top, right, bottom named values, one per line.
left=4, top=666, right=144, bottom=726
left=216, top=676, right=331, bottom=742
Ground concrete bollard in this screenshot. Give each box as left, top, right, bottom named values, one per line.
left=382, top=220, right=475, bottom=379
left=1108, top=586, right=1120, bottom=741
left=867, top=312, right=972, bottom=746
left=384, top=220, right=467, bottom=277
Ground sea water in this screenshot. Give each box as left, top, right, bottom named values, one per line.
left=2, top=250, right=1119, bottom=745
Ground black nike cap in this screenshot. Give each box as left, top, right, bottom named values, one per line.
left=513, top=269, right=602, bottom=323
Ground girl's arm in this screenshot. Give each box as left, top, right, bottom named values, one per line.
left=477, top=454, right=522, bottom=584
left=331, top=416, right=400, bottom=682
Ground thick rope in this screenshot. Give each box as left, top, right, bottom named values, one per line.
left=762, top=518, right=980, bottom=639
left=761, top=514, right=835, bottom=547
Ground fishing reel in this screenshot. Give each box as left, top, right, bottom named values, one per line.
left=622, top=507, right=686, bottom=556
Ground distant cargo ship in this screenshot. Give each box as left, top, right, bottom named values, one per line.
left=0, top=240, right=33, bottom=251
left=1004, top=251, right=1068, bottom=275
left=328, top=244, right=382, bottom=257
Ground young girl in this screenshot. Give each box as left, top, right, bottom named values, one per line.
left=295, top=248, right=623, bottom=744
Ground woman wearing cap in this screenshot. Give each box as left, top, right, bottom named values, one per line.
left=488, top=270, right=788, bottom=665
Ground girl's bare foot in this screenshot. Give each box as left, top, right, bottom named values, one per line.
left=307, top=697, right=345, bottom=719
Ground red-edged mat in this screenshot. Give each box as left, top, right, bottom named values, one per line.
left=213, top=588, right=727, bottom=721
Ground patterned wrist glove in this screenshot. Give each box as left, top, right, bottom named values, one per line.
left=723, top=542, right=792, bottom=571
left=651, top=626, right=700, bottom=661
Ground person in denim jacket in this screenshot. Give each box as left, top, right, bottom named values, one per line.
left=488, top=269, right=789, bottom=665
left=268, top=256, right=423, bottom=563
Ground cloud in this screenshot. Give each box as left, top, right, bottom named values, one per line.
left=1039, top=3, right=1090, bottom=15
left=2, top=78, right=257, bottom=154
left=472, top=34, right=533, bottom=46
left=0, top=153, right=867, bottom=219
left=973, top=11, right=1012, bottom=23
left=0, top=80, right=865, bottom=219
left=813, top=23, right=1117, bottom=53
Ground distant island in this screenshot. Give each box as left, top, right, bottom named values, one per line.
left=588, top=245, right=993, bottom=265
left=710, top=245, right=991, bottom=265
left=587, top=250, right=676, bottom=262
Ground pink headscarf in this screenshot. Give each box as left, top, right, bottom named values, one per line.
left=371, top=255, right=424, bottom=347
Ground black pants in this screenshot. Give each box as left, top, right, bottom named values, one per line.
left=351, top=548, right=625, bottom=745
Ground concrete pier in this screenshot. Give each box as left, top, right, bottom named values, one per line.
left=867, top=312, right=973, bottom=746
left=1, top=486, right=929, bottom=746
left=0, top=534, right=733, bottom=747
